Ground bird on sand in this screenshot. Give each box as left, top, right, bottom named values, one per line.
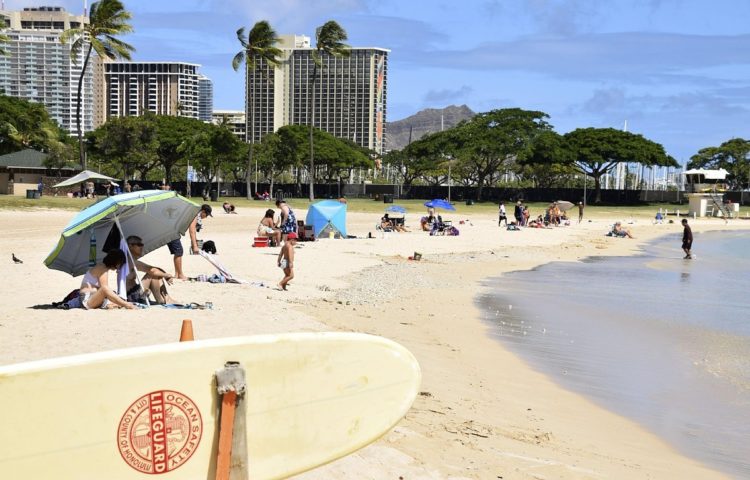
left=12, top=253, right=23, bottom=264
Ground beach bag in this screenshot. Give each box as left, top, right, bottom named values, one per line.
left=52, top=289, right=81, bottom=309
left=202, top=240, right=217, bottom=254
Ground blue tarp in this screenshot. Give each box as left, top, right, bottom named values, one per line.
left=305, top=200, right=347, bottom=238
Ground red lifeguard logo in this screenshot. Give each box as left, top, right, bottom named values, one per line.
left=117, top=390, right=203, bottom=474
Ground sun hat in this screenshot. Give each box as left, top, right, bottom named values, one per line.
left=287, top=232, right=298, bottom=240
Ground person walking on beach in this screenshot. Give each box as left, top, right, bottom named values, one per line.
left=578, top=202, right=584, bottom=223
left=514, top=200, right=524, bottom=226
left=167, top=203, right=212, bottom=280
left=277, top=231, right=297, bottom=290
left=498, top=202, right=508, bottom=227
left=681, top=218, right=693, bottom=259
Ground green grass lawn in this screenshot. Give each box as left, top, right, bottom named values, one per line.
left=1, top=194, right=747, bottom=219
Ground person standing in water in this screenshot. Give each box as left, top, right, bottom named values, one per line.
left=681, top=218, right=693, bottom=259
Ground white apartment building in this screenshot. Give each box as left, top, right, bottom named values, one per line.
left=211, top=109, right=245, bottom=141
left=245, top=34, right=389, bottom=154
left=104, top=62, right=200, bottom=120
left=0, top=6, right=94, bottom=133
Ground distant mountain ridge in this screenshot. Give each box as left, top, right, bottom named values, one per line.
left=385, top=105, right=475, bottom=151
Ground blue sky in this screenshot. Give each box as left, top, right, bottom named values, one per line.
left=7, top=0, right=750, bottom=162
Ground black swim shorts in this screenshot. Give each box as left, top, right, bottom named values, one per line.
left=167, top=238, right=183, bottom=256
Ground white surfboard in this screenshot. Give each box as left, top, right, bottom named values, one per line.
left=0, top=332, right=421, bottom=479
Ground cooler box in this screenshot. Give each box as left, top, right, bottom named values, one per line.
left=303, top=225, right=315, bottom=241
left=253, top=237, right=269, bottom=247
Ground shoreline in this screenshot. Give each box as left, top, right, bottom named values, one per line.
left=1, top=207, right=746, bottom=479
left=298, top=224, right=741, bottom=479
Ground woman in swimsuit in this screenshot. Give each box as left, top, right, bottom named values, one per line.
left=276, top=199, right=297, bottom=241
left=257, top=209, right=282, bottom=246
left=79, top=250, right=137, bottom=310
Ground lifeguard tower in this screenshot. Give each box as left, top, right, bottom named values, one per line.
left=683, top=168, right=738, bottom=218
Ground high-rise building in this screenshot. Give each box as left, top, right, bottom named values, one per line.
left=245, top=34, right=389, bottom=154
left=211, top=110, right=246, bottom=141
left=0, top=6, right=94, bottom=134
left=197, top=74, right=213, bottom=122
left=104, top=62, right=200, bottom=120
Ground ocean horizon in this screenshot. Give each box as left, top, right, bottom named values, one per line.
left=478, top=229, right=750, bottom=479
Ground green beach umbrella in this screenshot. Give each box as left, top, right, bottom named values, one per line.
left=45, top=190, right=199, bottom=276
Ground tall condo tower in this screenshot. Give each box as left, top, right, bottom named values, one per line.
left=0, top=6, right=94, bottom=133
left=104, top=62, right=200, bottom=120
left=245, top=34, right=389, bottom=154
left=197, top=74, right=213, bottom=122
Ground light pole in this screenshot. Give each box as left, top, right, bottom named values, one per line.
left=448, top=162, right=452, bottom=203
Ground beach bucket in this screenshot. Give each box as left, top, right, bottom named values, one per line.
left=413, top=252, right=422, bottom=261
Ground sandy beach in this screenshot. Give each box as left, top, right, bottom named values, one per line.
left=1, top=203, right=746, bottom=479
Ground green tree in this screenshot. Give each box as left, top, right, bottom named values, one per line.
left=308, top=20, right=350, bottom=201
left=60, top=0, right=134, bottom=170
left=232, top=21, right=282, bottom=199
left=442, top=108, right=552, bottom=200
left=0, top=95, right=68, bottom=154
left=151, top=115, right=210, bottom=183
left=563, top=128, right=678, bottom=203
left=43, top=141, right=78, bottom=176
left=86, top=114, right=158, bottom=180
left=391, top=132, right=450, bottom=190
left=517, top=130, right=577, bottom=187
left=689, top=138, right=750, bottom=190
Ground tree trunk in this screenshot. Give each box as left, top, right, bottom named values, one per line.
left=245, top=66, right=254, bottom=200
left=75, top=44, right=93, bottom=170
left=269, top=168, right=275, bottom=197
left=594, top=173, right=603, bottom=203
left=308, top=65, right=318, bottom=202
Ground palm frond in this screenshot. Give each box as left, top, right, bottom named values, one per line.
left=0, top=33, right=9, bottom=56
left=231, top=50, right=246, bottom=71
left=316, top=21, right=350, bottom=57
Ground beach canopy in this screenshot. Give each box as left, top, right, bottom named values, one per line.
left=305, top=200, right=347, bottom=239
left=52, top=170, right=119, bottom=188
left=424, top=199, right=456, bottom=211
left=386, top=205, right=407, bottom=214
left=45, top=190, right=199, bottom=276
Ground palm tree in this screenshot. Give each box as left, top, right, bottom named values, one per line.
left=60, top=0, right=134, bottom=170
left=0, top=32, right=10, bottom=57
left=232, top=21, right=282, bottom=200
left=308, top=21, right=350, bottom=201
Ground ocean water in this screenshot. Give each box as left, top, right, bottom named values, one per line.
left=478, top=230, right=750, bottom=478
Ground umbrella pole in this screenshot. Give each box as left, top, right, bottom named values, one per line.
left=115, top=217, right=150, bottom=307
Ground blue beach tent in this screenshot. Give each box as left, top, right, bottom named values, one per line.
left=305, top=200, right=347, bottom=239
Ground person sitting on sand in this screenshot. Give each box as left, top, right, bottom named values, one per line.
left=125, top=236, right=176, bottom=304
left=258, top=208, right=282, bottom=246
left=391, top=216, right=410, bottom=233
left=611, top=222, right=635, bottom=238
left=381, top=213, right=395, bottom=231
left=528, top=215, right=546, bottom=228
left=78, top=250, right=137, bottom=310
left=222, top=202, right=237, bottom=214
